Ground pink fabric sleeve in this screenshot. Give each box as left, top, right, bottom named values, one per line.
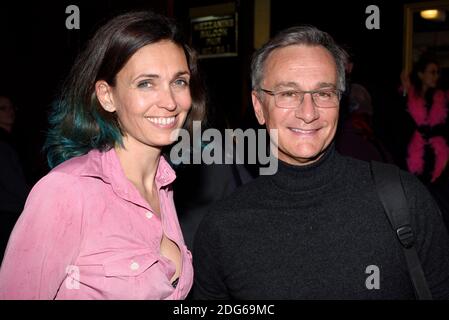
left=0, top=172, right=84, bottom=299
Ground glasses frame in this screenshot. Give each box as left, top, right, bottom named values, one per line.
left=259, top=87, right=342, bottom=109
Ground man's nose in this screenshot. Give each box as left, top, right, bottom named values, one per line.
left=294, top=93, right=319, bottom=123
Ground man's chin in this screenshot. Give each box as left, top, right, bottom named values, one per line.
left=279, top=154, right=318, bottom=166
left=278, top=145, right=329, bottom=166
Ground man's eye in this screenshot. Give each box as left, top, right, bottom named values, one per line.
left=279, top=91, right=297, bottom=98
left=316, top=91, right=333, bottom=99
left=137, top=80, right=153, bottom=88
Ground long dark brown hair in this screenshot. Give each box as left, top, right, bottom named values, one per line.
left=45, top=11, right=206, bottom=168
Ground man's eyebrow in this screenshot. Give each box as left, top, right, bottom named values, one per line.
left=273, top=81, right=337, bottom=90
left=316, top=82, right=337, bottom=89
left=273, top=81, right=300, bottom=89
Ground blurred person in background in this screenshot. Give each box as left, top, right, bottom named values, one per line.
left=399, top=57, right=449, bottom=185
left=0, top=94, right=29, bottom=262
left=399, top=57, right=449, bottom=232
left=336, top=54, right=394, bottom=163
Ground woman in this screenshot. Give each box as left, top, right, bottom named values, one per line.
left=0, top=11, right=205, bottom=299
left=400, top=57, right=449, bottom=184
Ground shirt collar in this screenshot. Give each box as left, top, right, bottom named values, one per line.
left=155, top=155, right=177, bottom=188
left=79, top=148, right=176, bottom=208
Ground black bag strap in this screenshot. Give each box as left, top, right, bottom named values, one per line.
left=370, top=161, right=433, bottom=300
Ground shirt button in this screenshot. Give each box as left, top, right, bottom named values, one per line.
left=145, top=211, right=153, bottom=219
left=130, top=262, right=139, bottom=271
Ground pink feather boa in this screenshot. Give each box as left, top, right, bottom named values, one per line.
left=406, top=88, right=449, bottom=182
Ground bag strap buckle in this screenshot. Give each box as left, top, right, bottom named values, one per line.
left=396, top=225, right=415, bottom=249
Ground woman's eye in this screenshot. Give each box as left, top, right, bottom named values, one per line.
left=173, top=79, right=189, bottom=87
left=137, top=80, right=153, bottom=88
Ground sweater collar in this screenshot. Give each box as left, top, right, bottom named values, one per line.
left=270, top=143, right=342, bottom=193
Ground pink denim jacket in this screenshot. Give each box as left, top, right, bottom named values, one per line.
left=0, top=148, right=193, bottom=299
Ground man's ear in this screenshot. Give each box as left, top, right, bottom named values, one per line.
left=252, top=90, right=266, bottom=125
left=95, top=80, right=116, bottom=112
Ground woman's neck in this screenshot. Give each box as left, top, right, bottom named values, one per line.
left=114, top=137, right=162, bottom=194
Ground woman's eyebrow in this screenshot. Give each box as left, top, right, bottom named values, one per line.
left=133, top=71, right=190, bottom=82
left=133, top=74, right=159, bottom=82
left=172, top=71, right=190, bottom=79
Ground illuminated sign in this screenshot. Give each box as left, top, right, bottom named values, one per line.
left=191, top=15, right=238, bottom=58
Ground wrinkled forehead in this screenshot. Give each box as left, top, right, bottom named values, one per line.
left=262, top=44, right=338, bottom=88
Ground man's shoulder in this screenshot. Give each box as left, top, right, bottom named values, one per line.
left=342, top=155, right=424, bottom=188
left=199, top=175, right=271, bottom=224
left=349, top=156, right=436, bottom=213
left=398, top=167, right=435, bottom=205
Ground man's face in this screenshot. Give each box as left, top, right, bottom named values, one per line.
left=252, top=45, right=340, bottom=166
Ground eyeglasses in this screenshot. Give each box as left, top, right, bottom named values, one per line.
left=260, top=87, right=342, bottom=109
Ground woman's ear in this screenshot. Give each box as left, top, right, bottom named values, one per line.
left=252, top=90, right=266, bottom=125
left=95, top=80, right=116, bottom=113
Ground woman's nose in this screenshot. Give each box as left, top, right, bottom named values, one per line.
left=158, top=88, right=177, bottom=111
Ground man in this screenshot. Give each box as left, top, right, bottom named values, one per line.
left=193, top=26, right=449, bottom=299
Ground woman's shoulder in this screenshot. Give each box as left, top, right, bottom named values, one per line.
left=32, top=149, right=104, bottom=193
left=51, top=149, right=106, bottom=177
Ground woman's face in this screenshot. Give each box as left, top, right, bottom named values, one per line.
left=419, top=63, right=439, bottom=89
left=96, top=40, right=192, bottom=151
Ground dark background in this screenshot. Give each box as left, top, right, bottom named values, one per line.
left=0, top=0, right=434, bottom=183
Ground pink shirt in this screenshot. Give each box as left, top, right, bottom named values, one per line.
left=0, top=148, right=193, bottom=299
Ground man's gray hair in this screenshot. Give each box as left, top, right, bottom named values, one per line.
left=251, top=25, right=348, bottom=92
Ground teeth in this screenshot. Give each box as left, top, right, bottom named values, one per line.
left=290, top=128, right=317, bottom=133
left=147, top=116, right=176, bottom=126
